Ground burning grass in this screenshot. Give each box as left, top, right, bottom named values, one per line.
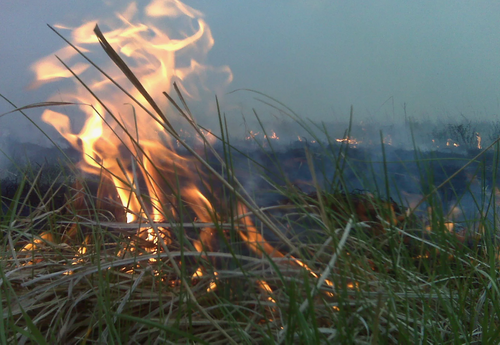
left=2, top=158, right=500, bottom=343
left=3, top=108, right=500, bottom=345
left=2, top=3, right=500, bottom=343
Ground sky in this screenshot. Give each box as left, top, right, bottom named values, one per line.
left=1, top=0, right=500, bottom=144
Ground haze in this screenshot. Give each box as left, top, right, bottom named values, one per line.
left=1, top=0, right=500, bottom=145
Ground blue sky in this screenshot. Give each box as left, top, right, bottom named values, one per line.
left=1, top=1, right=500, bottom=143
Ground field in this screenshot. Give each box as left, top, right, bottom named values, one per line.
left=2, top=24, right=500, bottom=345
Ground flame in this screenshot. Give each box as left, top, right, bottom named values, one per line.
left=19, top=232, right=55, bottom=265
left=28, top=0, right=335, bottom=304
left=245, top=130, right=260, bottom=140
left=192, top=267, right=218, bottom=292
left=64, top=235, right=91, bottom=275
left=32, top=1, right=231, bottom=236
left=25, top=1, right=239, bottom=292
left=264, top=131, right=279, bottom=140
left=237, top=203, right=335, bottom=295
left=245, top=130, right=280, bottom=141
left=257, top=280, right=276, bottom=303
left=336, top=136, right=361, bottom=147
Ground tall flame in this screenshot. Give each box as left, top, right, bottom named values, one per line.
left=29, top=0, right=334, bottom=301
left=32, top=1, right=232, bottom=230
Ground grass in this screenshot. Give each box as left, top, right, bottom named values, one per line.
left=2, top=24, right=500, bottom=344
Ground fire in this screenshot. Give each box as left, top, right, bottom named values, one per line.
left=22, top=0, right=238, bottom=289
left=19, top=232, right=54, bottom=253
left=264, top=131, right=279, bottom=140
left=32, top=1, right=231, bottom=231
left=245, top=130, right=260, bottom=140
left=26, top=0, right=336, bottom=308
left=192, top=267, right=218, bottom=293
left=257, top=280, right=276, bottom=304
left=237, top=203, right=335, bottom=295
left=245, top=130, right=280, bottom=141
left=335, top=136, right=361, bottom=147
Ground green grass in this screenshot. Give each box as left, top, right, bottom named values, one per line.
left=2, top=24, right=500, bottom=344
left=2, top=145, right=500, bottom=344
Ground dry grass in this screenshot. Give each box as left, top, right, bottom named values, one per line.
left=1, top=24, right=500, bottom=344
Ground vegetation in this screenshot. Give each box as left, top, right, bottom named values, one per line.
left=1, top=25, right=500, bottom=344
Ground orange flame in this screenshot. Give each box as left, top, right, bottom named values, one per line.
left=28, top=0, right=334, bottom=301
left=32, top=1, right=231, bottom=234
left=335, top=136, right=361, bottom=147
left=257, top=280, right=276, bottom=303
left=237, top=203, right=335, bottom=295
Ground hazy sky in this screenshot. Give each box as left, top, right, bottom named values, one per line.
left=1, top=1, right=500, bottom=143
